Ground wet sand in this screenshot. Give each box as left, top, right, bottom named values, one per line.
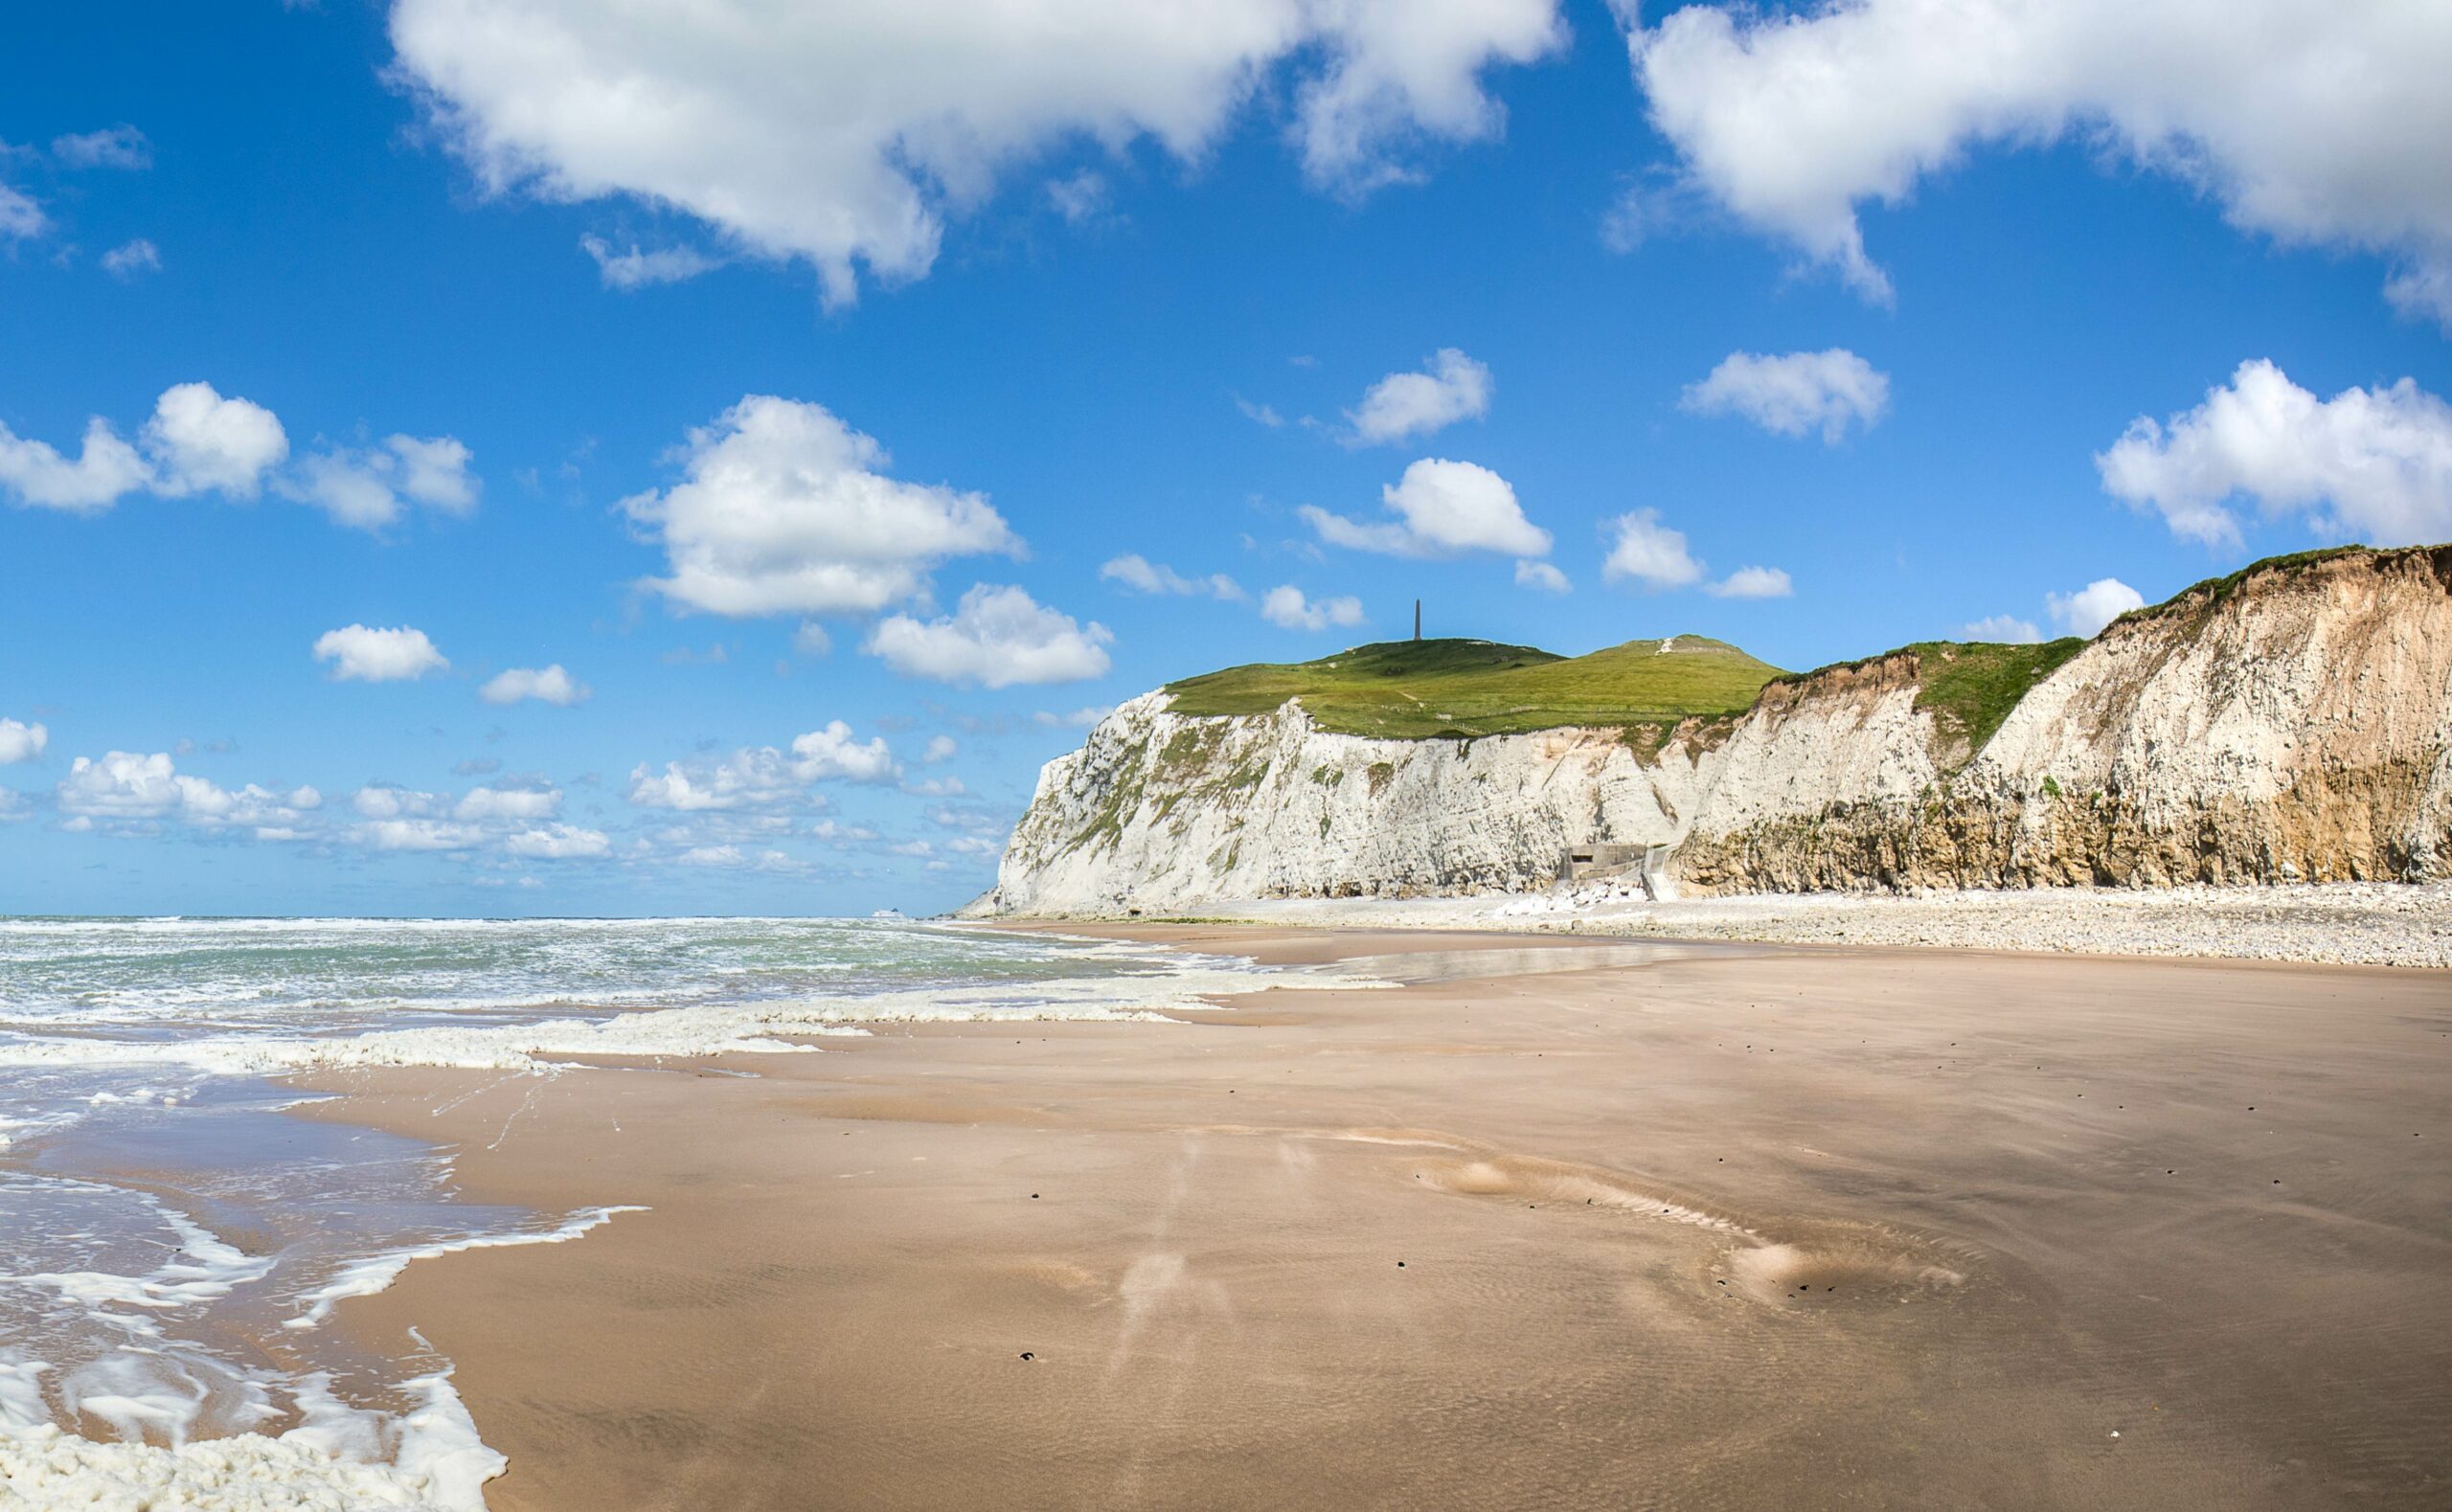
left=296, top=928, right=2451, bottom=1510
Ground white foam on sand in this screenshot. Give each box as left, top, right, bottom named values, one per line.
left=0, top=1354, right=502, bottom=1511
left=0, top=961, right=1376, bottom=1078
left=285, top=1205, right=647, bottom=1331
left=0, top=1205, right=644, bottom=1510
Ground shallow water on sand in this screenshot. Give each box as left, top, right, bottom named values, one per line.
left=0, top=916, right=1327, bottom=1506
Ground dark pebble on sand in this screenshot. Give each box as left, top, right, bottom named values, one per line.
left=1020, top=1352, right=1034, bottom=1361
left=1396, top=1261, right=1405, bottom=1268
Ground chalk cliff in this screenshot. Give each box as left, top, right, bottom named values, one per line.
left=968, top=546, right=2452, bottom=914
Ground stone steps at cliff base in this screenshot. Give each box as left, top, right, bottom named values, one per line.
left=966, top=545, right=2452, bottom=915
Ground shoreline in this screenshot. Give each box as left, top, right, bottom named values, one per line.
left=970, top=878, right=2452, bottom=969
left=288, top=925, right=2449, bottom=1510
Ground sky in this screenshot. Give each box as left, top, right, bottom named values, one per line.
left=2, top=0, right=2448, bottom=917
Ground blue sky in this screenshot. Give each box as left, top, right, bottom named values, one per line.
left=3, top=1, right=2448, bottom=916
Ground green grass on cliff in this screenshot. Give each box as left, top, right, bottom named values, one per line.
left=1164, top=636, right=1783, bottom=739
left=1766, top=639, right=2086, bottom=759
left=1907, top=640, right=2088, bottom=753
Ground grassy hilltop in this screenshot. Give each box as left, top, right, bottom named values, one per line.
left=1166, top=635, right=1783, bottom=740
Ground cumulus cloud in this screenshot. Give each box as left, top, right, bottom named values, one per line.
left=0, top=183, right=45, bottom=242
left=1704, top=565, right=1793, bottom=599
left=453, top=784, right=562, bottom=823
left=505, top=823, right=611, bottom=858
left=1302, top=457, right=1551, bottom=559
left=57, top=750, right=320, bottom=838
left=1681, top=350, right=1888, bottom=442
left=1033, top=705, right=1114, bottom=730
left=0, top=718, right=49, bottom=764
left=0, top=383, right=475, bottom=528
left=579, top=234, right=722, bottom=289
left=100, top=238, right=161, bottom=279
left=1627, top=1, right=2452, bottom=320
left=480, top=664, right=590, bottom=706
left=788, top=720, right=900, bottom=782
left=1601, top=508, right=1703, bottom=591
left=1346, top=349, right=1492, bottom=445
left=922, top=734, right=958, bottom=763
left=143, top=383, right=288, bottom=497
left=865, top=584, right=1112, bottom=687
left=2097, top=359, right=2452, bottom=547
left=0, top=417, right=154, bottom=512
left=52, top=125, right=151, bottom=170
left=624, top=395, right=1019, bottom=617
left=389, top=0, right=1562, bottom=305
left=313, top=623, right=450, bottom=683
left=1514, top=558, right=1570, bottom=594
left=1960, top=614, right=2042, bottom=644
left=2048, top=577, right=2146, bottom=638
left=289, top=434, right=478, bottom=530
left=1099, top=553, right=1244, bottom=599
left=628, top=721, right=897, bottom=810
left=1260, top=584, right=1366, bottom=631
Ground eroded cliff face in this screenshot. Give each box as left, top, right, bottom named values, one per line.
left=970, top=695, right=1706, bottom=914
left=972, top=548, right=2452, bottom=914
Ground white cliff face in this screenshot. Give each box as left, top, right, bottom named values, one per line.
left=974, top=548, right=2452, bottom=914
left=971, top=692, right=1705, bottom=914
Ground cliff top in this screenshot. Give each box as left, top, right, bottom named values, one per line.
left=1165, top=635, right=1782, bottom=739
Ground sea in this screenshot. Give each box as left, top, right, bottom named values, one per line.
left=0, top=915, right=1328, bottom=1507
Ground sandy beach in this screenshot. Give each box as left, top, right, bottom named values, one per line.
left=292, top=927, right=2451, bottom=1511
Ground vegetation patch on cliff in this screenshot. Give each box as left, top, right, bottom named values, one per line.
left=1165, top=636, right=1782, bottom=738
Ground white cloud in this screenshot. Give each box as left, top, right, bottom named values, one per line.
left=1033, top=705, right=1114, bottom=730
left=357, top=817, right=485, bottom=852
left=56, top=750, right=319, bottom=837
left=1346, top=349, right=1492, bottom=445
left=144, top=383, right=288, bottom=497
left=624, top=395, right=1019, bottom=617
left=922, top=734, right=958, bottom=763
left=789, top=721, right=899, bottom=783
left=1601, top=508, right=1703, bottom=591
left=1705, top=565, right=1793, bottom=599
left=505, top=823, right=611, bottom=858
left=1235, top=396, right=1285, bottom=428
left=2048, top=577, right=2146, bottom=638
left=289, top=435, right=479, bottom=530
left=100, top=238, right=162, bottom=279
left=389, top=0, right=1562, bottom=305
left=0, top=184, right=46, bottom=242
left=1960, top=614, right=2042, bottom=644
left=675, top=844, right=745, bottom=868
left=1302, top=457, right=1551, bottom=559
left=1682, top=350, right=1888, bottom=443
left=1514, top=558, right=1570, bottom=594
left=628, top=750, right=796, bottom=811
left=454, top=784, right=562, bottom=823
left=1, top=383, right=292, bottom=512
left=791, top=622, right=832, bottom=657
left=0, top=718, right=50, bottom=764
left=2097, top=359, right=2452, bottom=548
left=480, top=664, right=590, bottom=706
left=1099, top=553, right=1244, bottom=600
left=0, top=417, right=152, bottom=512
left=1045, top=169, right=1108, bottom=224
left=579, top=234, right=721, bottom=289
left=313, top=624, right=450, bottom=683
left=52, top=125, right=151, bottom=170
left=1260, top=584, right=1366, bottom=632
left=866, top=584, right=1113, bottom=687
left=628, top=721, right=895, bottom=810
left=1627, top=1, right=2452, bottom=321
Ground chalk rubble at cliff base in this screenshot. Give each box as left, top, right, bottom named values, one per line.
left=1120, top=881, right=2451, bottom=969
